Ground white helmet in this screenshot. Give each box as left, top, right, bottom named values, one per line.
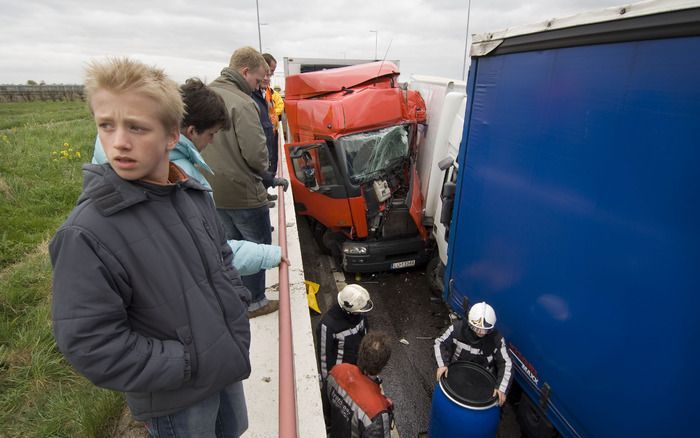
left=468, top=302, right=496, bottom=335
left=338, top=284, right=373, bottom=313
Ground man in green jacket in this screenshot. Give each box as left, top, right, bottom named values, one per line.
left=203, top=46, right=286, bottom=318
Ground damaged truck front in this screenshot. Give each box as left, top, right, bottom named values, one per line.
left=284, top=61, right=429, bottom=273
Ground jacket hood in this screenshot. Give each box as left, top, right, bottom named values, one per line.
left=218, top=67, right=252, bottom=95
left=171, top=136, right=214, bottom=176
left=79, top=163, right=207, bottom=216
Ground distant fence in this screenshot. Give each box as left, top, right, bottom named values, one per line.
left=0, top=85, right=84, bottom=103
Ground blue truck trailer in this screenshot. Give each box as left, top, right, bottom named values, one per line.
left=443, top=1, right=700, bottom=436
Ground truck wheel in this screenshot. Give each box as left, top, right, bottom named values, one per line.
left=307, top=218, right=331, bottom=255
left=426, top=256, right=445, bottom=297
left=322, top=230, right=344, bottom=264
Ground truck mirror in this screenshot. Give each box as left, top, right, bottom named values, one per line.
left=442, top=182, right=456, bottom=198
left=438, top=157, right=455, bottom=171
left=440, top=198, right=454, bottom=226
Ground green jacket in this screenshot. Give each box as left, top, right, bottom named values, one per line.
left=203, top=68, right=269, bottom=209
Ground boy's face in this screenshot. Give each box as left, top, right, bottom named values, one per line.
left=92, top=89, right=179, bottom=184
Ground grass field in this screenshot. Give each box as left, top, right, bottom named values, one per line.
left=0, top=101, right=124, bottom=437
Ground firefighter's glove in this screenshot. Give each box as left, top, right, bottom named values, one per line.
left=273, top=177, right=289, bottom=192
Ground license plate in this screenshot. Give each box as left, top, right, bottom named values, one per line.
left=390, top=260, right=416, bottom=269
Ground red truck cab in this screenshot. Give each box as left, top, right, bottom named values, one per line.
left=284, top=61, right=429, bottom=273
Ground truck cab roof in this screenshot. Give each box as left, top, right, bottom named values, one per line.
left=285, top=61, right=400, bottom=100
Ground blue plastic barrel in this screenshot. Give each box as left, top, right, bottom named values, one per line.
left=429, top=361, right=500, bottom=438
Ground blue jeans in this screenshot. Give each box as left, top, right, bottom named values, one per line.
left=217, top=206, right=272, bottom=311
left=145, top=381, right=248, bottom=437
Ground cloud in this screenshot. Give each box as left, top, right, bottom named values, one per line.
left=0, top=0, right=626, bottom=85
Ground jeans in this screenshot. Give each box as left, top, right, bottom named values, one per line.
left=268, top=131, right=279, bottom=177
left=145, top=381, right=248, bottom=437
left=217, top=206, right=272, bottom=311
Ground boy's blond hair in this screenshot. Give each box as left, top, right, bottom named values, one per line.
left=84, top=57, right=184, bottom=133
left=228, top=46, right=267, bottom=72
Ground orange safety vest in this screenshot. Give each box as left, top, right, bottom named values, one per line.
left=265, top=87, right=279, bottom=131
left=327, top=363, right=393, bottom=437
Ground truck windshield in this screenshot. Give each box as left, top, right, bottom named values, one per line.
left=338, top=125, right=409, bottom=184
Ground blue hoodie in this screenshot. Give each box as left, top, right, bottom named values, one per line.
left=92, top=135, right=280, bottom=275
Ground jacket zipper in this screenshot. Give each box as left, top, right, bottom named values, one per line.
left=170, top=186, right=247, bottom=360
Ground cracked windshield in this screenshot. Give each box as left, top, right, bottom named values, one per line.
left=339, top=125, right=409, bottom=184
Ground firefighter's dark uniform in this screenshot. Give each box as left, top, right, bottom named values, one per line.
left=434, top=319, right=513, bottom=394
left=316, top=303, right=368, bottom=380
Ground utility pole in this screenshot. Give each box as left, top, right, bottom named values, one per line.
left=461, top=0, right=472, bottom=81
left=370, top=30, right=378, bottom=59
left=256, top=0, right=262, bottom=52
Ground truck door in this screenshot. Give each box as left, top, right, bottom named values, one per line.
left=285, top=141, right=355, bottom=235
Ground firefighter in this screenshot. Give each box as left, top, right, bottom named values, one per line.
left=316, top=284, right=373, bottom=380
left=434, top=301, right=513, bottom=406
left=326, top=331, right=394, bottom=438
left=317, top=284, right=373, bottom=427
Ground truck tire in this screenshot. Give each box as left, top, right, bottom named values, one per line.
left=306, top=217, right=331, bottom=255
left=426, top=256, right=445, bottom=297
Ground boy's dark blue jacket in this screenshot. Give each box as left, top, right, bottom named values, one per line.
left=50, top=163, right=251, bottom=420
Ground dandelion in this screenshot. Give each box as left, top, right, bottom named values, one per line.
left=76, top=151, right=81, bottom=158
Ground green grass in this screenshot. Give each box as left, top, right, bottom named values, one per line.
left=0, top=101, right=94, bottom=269
left=0, top=101, right=124, bottom=437
left=0, top=100, right=91, bottom=130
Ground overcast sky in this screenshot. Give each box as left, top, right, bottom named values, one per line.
left=0, top=0, right=628, bottom=87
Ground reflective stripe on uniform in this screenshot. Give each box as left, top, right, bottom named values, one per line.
left=498, top=337, right=513, bottom=393
left=434, top=325, right=454, bottom=367
left=320, top=323, right=329, bottom=378
left=335, top=319, right=365, bottom=365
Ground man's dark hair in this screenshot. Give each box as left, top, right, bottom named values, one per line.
left=262, top=53, right=277, bottom=66
left=180, top=78, right=231, bottom=132
left=357, top=331, right=391, bottom=376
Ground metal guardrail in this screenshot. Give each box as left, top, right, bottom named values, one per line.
left=0, top=85, right=84, bottom=102
left=275, top=126, right=299, bottom=438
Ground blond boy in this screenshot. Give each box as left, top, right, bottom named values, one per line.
left=50, top=58, right=251, bottom=437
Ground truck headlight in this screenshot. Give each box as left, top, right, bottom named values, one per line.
left=343, top=243, right=368, bottom=255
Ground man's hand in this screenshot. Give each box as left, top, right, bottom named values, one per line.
left=273, top=177, right=289, bottom=191
left=493, top=389, right=506, bottom=406
left=436, top=366, right=448, bottom=381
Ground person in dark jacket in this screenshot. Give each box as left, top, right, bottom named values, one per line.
left=434, top=301, right=513, bottom=406
left=50, top=57, right=251, bottom=437
left=261, top=53, right=284, bottom=177
left=326, top=331, right=394, bottom=438
left=316, top=284, right=373, bottom=380
left=250, top=66, right=276, bottom=184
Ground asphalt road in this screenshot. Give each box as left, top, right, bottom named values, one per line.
left=298, top=216, right=522, bottom=438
